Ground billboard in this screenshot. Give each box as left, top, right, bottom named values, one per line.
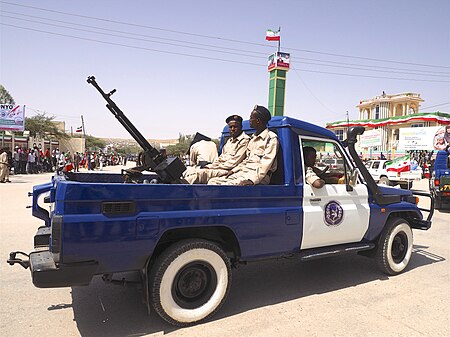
left=398, top=126, right=442, bottom=151
left=359, top=129, right=382, bottom=148
left=0, top=104, right=25, bottom=131
left=268, top=52, right=290, bottom=71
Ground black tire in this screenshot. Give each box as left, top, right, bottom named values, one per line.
left=434, top=195, right=442, bottom=210
left=379, top=176, right=391, bottom=186
left=376, top=217, right=413, bottom=275
left=149, top=239, right=231, bottom=326
left=400, top=181, right=413, bottom=190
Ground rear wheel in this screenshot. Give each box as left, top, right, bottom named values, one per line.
left=376, top=218, right=413, bottom=275
left=434, top=195, right=442, bottom=210
left=149, top=239, right=231, bottom=326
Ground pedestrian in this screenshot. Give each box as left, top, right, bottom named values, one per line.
left=0, top=148, right=11, bottom=183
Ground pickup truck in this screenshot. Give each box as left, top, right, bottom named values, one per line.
left=365, top=159, right=419, bottom=189
left=429, top=150, right=450, bottom=209
left=6, top=79, right=434, bottom=327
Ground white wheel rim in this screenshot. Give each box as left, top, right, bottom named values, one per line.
left=159, top=248, right=228, bottom=323
left=386, top=223, right=413, bottom=273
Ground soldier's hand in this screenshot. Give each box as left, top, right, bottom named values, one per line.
left=239, top=179, right=254, bottom=186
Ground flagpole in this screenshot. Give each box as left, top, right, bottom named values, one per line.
left=81, top=115, right=86, bottom=138
left=278, top=26, right=281, bottom=52
left=71, top=126, right=73, bottom=137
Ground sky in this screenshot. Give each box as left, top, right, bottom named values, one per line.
left=1, top=0, right=449, bottom=140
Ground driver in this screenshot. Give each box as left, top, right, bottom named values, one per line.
left=303, top=146, right=328, bottom=188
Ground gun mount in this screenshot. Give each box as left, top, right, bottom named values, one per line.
left=87, top=76, right=186, bottom=183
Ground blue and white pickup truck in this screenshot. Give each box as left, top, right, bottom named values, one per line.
left=429, top=149, right=450, bottom=209
left=7, top=79, right=434, bottom=326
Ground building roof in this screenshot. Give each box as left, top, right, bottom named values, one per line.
left=326, top=112, right=450, bottom=129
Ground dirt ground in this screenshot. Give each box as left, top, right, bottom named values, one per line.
left=0, top=165, right=448, bottom=337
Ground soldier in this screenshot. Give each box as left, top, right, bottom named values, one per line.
left=188, top=133, right=218, bottom=167
left=208, top=105, right=278, bottom=186
left=0, top=148, right=10, bottom=183
left=183, top=114, right=250, bottom=184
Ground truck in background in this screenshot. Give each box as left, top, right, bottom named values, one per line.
left=429, top=150, right=450, bottom=209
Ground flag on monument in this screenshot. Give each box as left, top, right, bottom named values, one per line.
left=266, top=29, right=280, bottom=41
left=386, top=155, right=411, bottom=173
left=76, top=126, right=83, bottom=133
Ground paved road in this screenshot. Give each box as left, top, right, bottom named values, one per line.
left=0, top=167, right=448, bottom=337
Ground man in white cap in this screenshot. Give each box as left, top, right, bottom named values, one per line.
left=208, top=105, right=279, bottom=185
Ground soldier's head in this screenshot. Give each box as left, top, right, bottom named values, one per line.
left=226, top=115, right=243, bottom=139
left=249, top=105, right=271, bottom=132
left=303, top=147, right=317, bottom=167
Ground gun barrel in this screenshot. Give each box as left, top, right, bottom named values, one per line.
left=87, top=76, right=157, bottom=154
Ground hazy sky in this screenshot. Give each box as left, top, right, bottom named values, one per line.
left=1, top=0, right=449, bottom=140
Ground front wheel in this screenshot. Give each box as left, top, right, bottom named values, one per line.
left=149, top=239, right=231, bottom=326
left=376, top=218, right=413, bottom=275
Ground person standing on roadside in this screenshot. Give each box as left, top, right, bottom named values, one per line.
left=0, top=148, right=11, bottom=183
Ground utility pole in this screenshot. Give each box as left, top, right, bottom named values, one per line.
left=81, top=115, right=86, bottom=152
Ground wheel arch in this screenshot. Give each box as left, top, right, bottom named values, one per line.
left=149, top=226, right=241, bottom=268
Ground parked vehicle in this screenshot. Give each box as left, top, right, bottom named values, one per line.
left=365, top=159, right=420, bottom=189
left=429, top=150, right=450, bottom=209
left=7, top=78, right=434, bottom=326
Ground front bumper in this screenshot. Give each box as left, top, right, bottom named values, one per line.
left=7, top=250, right=98, bottom=288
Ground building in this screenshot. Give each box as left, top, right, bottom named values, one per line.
left=326, top=92, right=450, bottom=157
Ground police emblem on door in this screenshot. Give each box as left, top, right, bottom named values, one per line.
left=324, top=201, right=344, bottom=226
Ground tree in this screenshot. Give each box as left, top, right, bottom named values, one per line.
left=84, top=134, right=106, bottom=150
left=0, top=84, right=15, bottom=105
left=25, top=112, right=69, bottom=139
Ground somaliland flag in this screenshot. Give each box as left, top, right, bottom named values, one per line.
left=386, top=155, right=410, bottom=173
left=266, top=29, right=280, bottom=41
left=76, top=126, right=83, bottom=132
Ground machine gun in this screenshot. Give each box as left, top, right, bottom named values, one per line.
left=87, top=76, right=186, bottom=183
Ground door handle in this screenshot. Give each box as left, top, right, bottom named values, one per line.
left=310, top=198, right=322, bottom=202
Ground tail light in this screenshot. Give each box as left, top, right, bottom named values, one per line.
left=434, top=179, right=440, bottom=186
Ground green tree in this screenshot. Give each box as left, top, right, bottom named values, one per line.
left=0, top=85, right=15, bottom=105
left=25, top=112, right=69, bottom=139
left=84, top=134, right=106, bottom=150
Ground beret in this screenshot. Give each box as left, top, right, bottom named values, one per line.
left=253, top=105, right=271, bottom=123
left=225, top=114, right=243, bottom=124
left=186, top=132, right=212, bottom=154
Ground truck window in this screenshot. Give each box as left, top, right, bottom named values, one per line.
left=300, top=138, right=351, bottom=185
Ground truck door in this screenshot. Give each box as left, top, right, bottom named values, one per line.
left=299, top=137, right=370, bottom=250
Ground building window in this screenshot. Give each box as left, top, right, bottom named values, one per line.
left=375, top=105, right=380, bottom=119
left=411, top=123, right=423, bottom=128
left=335, top=129, right=344, bottom=140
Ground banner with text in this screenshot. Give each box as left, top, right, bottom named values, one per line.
left=398, top=126, right=440, bottom=151
left=359, top=129, right=382, bottom=148
left=0, top=104, right=25, bottom=131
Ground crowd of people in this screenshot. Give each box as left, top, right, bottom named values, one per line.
left=0, top=143, right=129, bottom=182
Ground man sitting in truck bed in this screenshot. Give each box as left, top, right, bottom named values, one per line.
left=183, top=114, right=250, bottom=184
left=208, top=105, right=278, bottom=186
